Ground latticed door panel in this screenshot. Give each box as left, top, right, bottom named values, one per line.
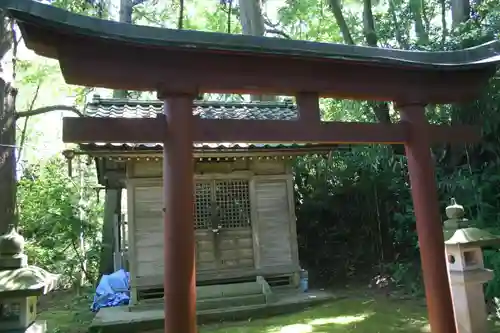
left=214, top=180, right=251, bottom=229
left=194, top=181, right=212, bottom=229
left=193, top=179, right=251, bottom=230
left=193, top=178, right=254, bottom=271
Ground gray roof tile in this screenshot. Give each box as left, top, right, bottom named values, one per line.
left=85, top=97, right=298, bottom=120
left=79, top=96, right=332, bottom=153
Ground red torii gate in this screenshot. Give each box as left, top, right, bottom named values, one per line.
left=4, top=1, right=500, bottom=332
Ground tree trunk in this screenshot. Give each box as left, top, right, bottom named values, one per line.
left=329, top=0, right=404, bottom=154
left=440, top=0, right=447, bottom=48
left=388, top=0, right=408, bottom=49
left=99, top=188, right=120, bottom=277
left=238, top=0, right=274, bottom=101
left=0, top=12, right=15, bottom=236
left=409, top=0, right=429, bottom=45
left=0, top=79, right=16, bottom=236
left=328, top=0, right=355, bottom=45
left=112, top=0, right=133, bottom=99
left=451, top=0, right=470, bottom=28
left=362, top=0, right=378, bottom=47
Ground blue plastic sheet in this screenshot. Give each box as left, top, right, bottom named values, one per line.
left=91, top=269, right=130, bottom=312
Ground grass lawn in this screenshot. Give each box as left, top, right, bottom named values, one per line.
left=36, top=288, right=500, bottom=333
left=200, top=295, right=430, bottom=333
left=38, top=288, right=96, bottom=333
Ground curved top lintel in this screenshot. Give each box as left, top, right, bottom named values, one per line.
left=2, top=0, right=500, bottom=70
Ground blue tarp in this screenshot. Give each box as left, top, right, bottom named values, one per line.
left=91, top=269, right=130, bottom=312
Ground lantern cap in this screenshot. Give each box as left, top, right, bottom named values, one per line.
left=446, top=198, right=465, bottom=219
left=445, top=227, right=500, bottom=247
left=0, top=266, right=59, bottom=297
left=0, top=224, right=25, bottom=259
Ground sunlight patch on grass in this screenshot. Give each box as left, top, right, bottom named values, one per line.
left=267, top=313, right=372, bottom=333
left=274, top=324, right=313, bottom=333
left=403, top=318, right=431, bottom=332
left=309, top=313, right=372, bottom=326
left=203, top=296, right=429, bottom=333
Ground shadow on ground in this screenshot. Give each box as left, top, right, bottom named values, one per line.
left=201, top=294, right=430, bottom=333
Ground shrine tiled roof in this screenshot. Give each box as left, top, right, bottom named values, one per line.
left=78, top=96, right=331, bottom=153
left=85, top=96, right=298, bottom=121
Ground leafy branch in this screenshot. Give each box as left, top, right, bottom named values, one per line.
left=16, top=105, right=83, bottom=119
left=131, top=0, right=148, bottom=6
left=263, top=15, right=292, bottom=39
left=16, top=82, right=40, bottom=163
left=266, top=28, right=292, bottom=39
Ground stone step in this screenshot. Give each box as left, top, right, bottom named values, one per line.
left=197, top=281, right=263, bottom=299
left=197, top=293, right=266, bottom=311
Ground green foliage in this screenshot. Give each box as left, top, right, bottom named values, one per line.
left=17, top=157, right=103, bottom=288
left=293, top=147, right=419, bottom=287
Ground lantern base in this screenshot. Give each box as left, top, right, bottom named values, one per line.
left=0, top=320, right=46, bottom=333
left=25, top=320, right=46, bottom=333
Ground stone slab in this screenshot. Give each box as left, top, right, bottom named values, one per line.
left=90, top=289, right=337, bottom=333
left=1, top=320, right=47, bottom=333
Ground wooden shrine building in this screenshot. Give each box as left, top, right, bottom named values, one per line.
left=77, top=95, right=335, bottom=309
left=4, top=0, right=500, bottom=332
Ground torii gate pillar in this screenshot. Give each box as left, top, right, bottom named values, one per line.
left=399, top=103, right=457, bottom=333
left=161, top=93, right=197, bottom=333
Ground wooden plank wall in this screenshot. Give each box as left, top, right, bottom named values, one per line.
left=126, top=157, right=300, bottom=301
left=251, top=175, right=298, bottom=271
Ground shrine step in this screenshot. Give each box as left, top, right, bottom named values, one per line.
left=197, top=280, right=264, bottom=299
left=197, top=279, right=270, bottom=310
left=197, top=293, right=267, bottom=311
left=134, top=277, right=273, bottom=311
left=137, top=278, right=268, bottom=302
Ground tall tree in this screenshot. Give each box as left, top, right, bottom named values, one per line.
left=112, top=0, right=147, bottom=99
left=112, top=0, right=134, bottom=99
left=327, top=0, right=414, bottom=154
left=1, top=10, right=82, bottom=237
left=238, top=0, right=265, bottom=36
left=451, top=0, right=470, bottom=28
left=0, top=11, right=15, bottom=235
left=237, top=0, right=274, bottom=101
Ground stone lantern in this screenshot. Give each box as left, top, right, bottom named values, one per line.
left=0, top=225, right=59, bottom=332
left=443, top=198, right=500, bottom=333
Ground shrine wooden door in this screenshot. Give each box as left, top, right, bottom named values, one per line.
left=194, top=178, right=255, bottom=279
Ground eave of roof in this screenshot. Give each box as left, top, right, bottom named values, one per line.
left=3, top=0, right=500, bottom=70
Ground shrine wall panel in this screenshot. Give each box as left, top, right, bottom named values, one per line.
left=128, top=158, right=287, bottom=178
left=250, top=175, right=300, bottom=274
